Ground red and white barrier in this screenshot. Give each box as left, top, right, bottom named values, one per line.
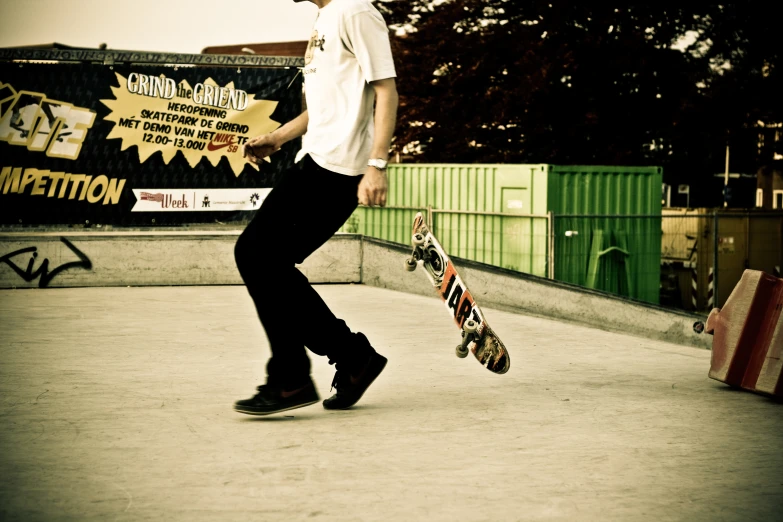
left=705, top=269, right=783, bottom=398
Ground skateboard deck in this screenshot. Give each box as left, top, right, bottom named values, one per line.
left=405, top=212, right=510, bottom=374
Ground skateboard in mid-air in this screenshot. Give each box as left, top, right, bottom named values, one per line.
left=405, top=212, right=510, bottom=374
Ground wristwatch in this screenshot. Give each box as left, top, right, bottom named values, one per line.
left=367, top=158, right=388, bottom=171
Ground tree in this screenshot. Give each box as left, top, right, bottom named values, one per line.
left=376, top=1, right=777, bottom=191
left=689, top=3, right=783, bottom=170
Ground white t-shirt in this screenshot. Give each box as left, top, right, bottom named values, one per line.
left=295, top=0, right=397, bottom=176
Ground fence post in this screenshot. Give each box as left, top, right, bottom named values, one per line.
left=548, top=211, right=555, bottom=280
left=713, top=212, right=720, bottom=308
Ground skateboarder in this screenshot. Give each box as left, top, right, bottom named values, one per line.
left=233, top=0, right=398, bottom=415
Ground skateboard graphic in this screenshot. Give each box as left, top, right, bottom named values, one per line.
left=405, top=212, right=510, bottom=374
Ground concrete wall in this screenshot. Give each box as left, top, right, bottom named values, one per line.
left=362, top=238, right=711, bottom=350
left=0, top=231, right=361, bottom=288
left=0, top=231, right=710, bottom=349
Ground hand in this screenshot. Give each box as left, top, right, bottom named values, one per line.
left=243, top=134, right=281, bottom=165
left=358, top=166, right=388, bottom=207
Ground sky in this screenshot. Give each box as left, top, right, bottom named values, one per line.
left=0, top=0, right=318, bottom=53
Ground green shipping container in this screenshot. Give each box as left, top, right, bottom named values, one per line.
left=340, top=164, right=662, bottom=303
left=341, top=164, right=551, bottom=275
left=549, top=166, right=662, bottom=304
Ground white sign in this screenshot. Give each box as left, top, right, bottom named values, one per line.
left=131, top=188, right=271, bottom=212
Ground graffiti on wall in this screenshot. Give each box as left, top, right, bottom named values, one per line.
left=0, top=237, right=92, bottom=288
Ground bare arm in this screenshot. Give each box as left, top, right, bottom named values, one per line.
left=243, top=110, right=310, bottom=164
left=369, top=78, right=398, bottom=161
left=358, top=78, right=398, bottom=207
left=272, top=110, right=310, bottom=144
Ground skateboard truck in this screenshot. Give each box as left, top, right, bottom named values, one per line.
left=456, top=319, right=479, bottom=358
left=404, top=233, right=429, bottom=272
left=405, top=232, right=447, bottom=285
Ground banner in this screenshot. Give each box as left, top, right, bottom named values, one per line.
left=130, top=188, right=272, bottom=212
left=0, top=61, right=302, bottom=225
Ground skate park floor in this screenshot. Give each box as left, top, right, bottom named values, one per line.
left=1, top=284, right=781, bottom=521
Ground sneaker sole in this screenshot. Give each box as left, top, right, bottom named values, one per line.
left=233, top=399, right=319, bottom=416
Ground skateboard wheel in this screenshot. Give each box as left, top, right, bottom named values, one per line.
left=455, top=344, right=469, bottom=358
left=463, top=319, right=478, bottom=334
left=404, top=257, right=417, bottom=271
left=412, top=233, right=425, bottom=247
left=693, top=321, right=705, bottom=334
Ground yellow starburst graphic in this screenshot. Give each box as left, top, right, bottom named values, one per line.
left=101, top=73, right=281, bottom=176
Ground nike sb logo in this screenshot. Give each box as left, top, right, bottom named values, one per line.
left=207, top=133, right=235, bottom=151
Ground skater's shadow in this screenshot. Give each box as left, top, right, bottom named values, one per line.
left=238, top=404, right=385, bottom=422
left=240, top=414, right=315, bottom=422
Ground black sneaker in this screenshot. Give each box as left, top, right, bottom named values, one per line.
left=234, top=380, right=320, bottom=416
left=323, top=352, right=388, bottom=410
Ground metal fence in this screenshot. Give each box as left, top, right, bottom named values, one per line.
left=342, top=206, right=783, bottom=313
left=342, top=206, right=552, bottom=276
left=660, top=211, right=783, bottom=311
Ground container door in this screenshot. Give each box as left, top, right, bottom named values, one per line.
left=501, top=187, right=528, bottom=272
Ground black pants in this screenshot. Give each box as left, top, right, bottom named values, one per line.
left=234, top=154, right=374, bottom=389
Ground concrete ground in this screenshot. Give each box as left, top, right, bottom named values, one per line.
left=0, top=284, right=781, bottom=522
